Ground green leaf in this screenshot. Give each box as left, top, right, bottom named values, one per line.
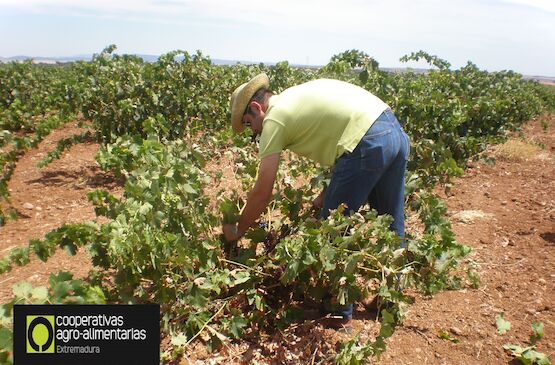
left=378, top=285, right=392, bottom=300
left=335, top=337, right=374, bottom=365
left=244, top=227, right=267, bottom=243
left=496, top=314, right=511, bottom=335
left=379, top=322, right=395, bottom=338
left=49, top=271, right=73, bottom=286
left=381, top=309, right=395, bottom=324
left=530, top=322, right=544, bottom=344
left=319, top=245, right=336, bottom=271
left=359, top=69, right=369, bottom=84
left=170, top=333, right=188, bottom=347
left=503, top=344, right=551, bottom=365
left=220, top=199, right=239, bottom=224
left=188, top=287, right=209, bottom=309
left=139, top=202, right=152, bottom=215
left=12, top=282, right=33, bottom=299
left=0, top=327, right=13, bottom=351
left=229, top=315, right=248, bottom=339
left=0, top=258, right=11, bottom=275
left=198, top=279, right=220, bottom=294
left=62, top=242, right=78, bottom=256
left=246, top=289, right=264, bottom=311
left=438, top=330, right=459, bottom=343
left=31, top=287, right=49, bottom=302
left=345, top=253, right=361, bottom=274
left=231, top=271, right=250, bottom=286
left=379, top=309, right=397, bottom=340
left=84, top=286, right=107, bottom=304
left=52, top=282, right=72, bottom=301
left=182, top=183, right=196, bottom=194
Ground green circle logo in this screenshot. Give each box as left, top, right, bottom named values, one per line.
left=26, top=315, right=55, bottom=353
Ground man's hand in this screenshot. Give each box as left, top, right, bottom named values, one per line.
left=312, top=188, right=326, bottom=209
left=222, top=223, right=240, bottom=242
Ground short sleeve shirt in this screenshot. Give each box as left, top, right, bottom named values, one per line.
left=259, top=79, right=389, bottom=166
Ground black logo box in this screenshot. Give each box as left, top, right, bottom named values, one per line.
left=14, top=304, right=160, bottom=365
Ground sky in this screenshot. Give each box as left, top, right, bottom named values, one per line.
left=0, top=0, right=554, bottom=76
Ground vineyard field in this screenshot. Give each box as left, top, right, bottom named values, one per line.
left=0, top=47, right=554, bottom=364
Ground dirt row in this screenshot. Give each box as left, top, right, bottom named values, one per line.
left=0, top=122, right=117, bottom=300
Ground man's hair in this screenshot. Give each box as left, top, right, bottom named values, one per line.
left=250, top=88, right=273, bottom=104
left=245, top=88, right=273, bottom=116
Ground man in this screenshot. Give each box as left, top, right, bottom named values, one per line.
left=223, top=73, right=410, bottom=320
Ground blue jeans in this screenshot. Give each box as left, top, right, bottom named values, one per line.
left=321, top=109, right=410, bottom=319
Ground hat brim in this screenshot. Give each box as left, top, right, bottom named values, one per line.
left=230, top=73, right=270, bottom=133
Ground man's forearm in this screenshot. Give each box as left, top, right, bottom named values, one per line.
left=237, top=189, right=272, bottom=236
left=222, top=153, right=280, bottom=242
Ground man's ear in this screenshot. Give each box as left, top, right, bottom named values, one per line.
left=249, top=101, right=262, bottom=114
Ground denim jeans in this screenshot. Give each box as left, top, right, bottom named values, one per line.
left=321, top=109, right=410, bottom=319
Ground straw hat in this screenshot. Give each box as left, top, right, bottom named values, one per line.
left=230, top=73, right=270, bottom=133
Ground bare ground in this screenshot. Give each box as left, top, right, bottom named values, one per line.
left=0, top=121, right=121, bottom=300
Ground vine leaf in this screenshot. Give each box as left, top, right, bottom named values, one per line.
left=496, top=314, right=511, bottom=335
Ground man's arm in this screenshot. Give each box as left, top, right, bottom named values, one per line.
left=223, top=153, right=280, bottom=241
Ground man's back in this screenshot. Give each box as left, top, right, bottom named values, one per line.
left=260, top=79, right=389, bottom=166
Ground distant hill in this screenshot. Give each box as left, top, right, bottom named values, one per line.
left=0, top=54, right=266, bottom=65
left=1, top=54, right=553, bottom=83
left=0, top=55, right=93, bottom=63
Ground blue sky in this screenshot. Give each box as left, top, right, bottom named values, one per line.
left=0, top=0, right=554, bottom=76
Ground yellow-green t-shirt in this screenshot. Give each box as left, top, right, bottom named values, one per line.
left=259, top=79, right=389, bottom=166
